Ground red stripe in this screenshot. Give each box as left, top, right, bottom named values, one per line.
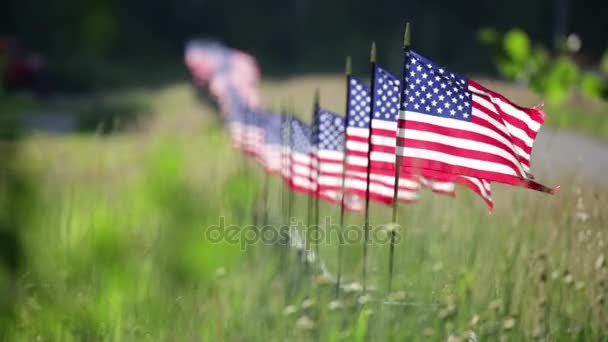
left=399, top=120, right=527, bottom=174
left=346, top=135, right=369, bottom=143
left=471, top=102, right=533, bottom=161
left=370, top=127, right=396, bottom=138
left=400, top=157, right=532, bottom=188
left=400, top=138, right=524, bottom=178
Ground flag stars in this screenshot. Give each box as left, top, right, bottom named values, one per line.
left=450, top=110, right=456, bottom=116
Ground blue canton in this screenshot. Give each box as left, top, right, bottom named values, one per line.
left=372, top=65, right=401, bottom=122
left=264, top=113, right=282, bottom=145
left=401, top=50, right=472, bottom=122
left=290, top=117, right=312, bottom=154
left=315, top=109, right=345, bottom=152
left=347, top=76, right=371, bottom=129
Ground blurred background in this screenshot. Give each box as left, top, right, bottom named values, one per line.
left=1, top=0, right=607, bottom=340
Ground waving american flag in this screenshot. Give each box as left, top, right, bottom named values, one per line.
left=343, top=75, right=419, bottom=204
left=313, top=109, right=363, bottom=211
left=371, top=65, right=494, bottom=209
left=396, top=50, right=557, bottom=196
left=262, top=113, right=283, bottom=173
left=289, top=117, right=316, bottom=195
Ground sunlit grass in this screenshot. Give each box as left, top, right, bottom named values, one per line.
left=2, top=80, right=607, bottom=340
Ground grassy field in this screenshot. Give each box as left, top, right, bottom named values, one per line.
left=1, top=79, right=607, bottom=340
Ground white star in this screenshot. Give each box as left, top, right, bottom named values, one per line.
left=422, top=73, right=428, bottom=79
left=438, top=95, right=445, bottom=101
left=435, top=76, right=441, bottom=81
left=438, top=108, right=443, bottom=114
left=415, top=91, right=421, bottom=97
left=441, top=84, right=446, bottom=89
left=428, top=80, right=434, bottom=86
left=439, top=68, right=444, bottom=74
left=415, top=79, right=421, bottom=84
left=411, top=57, right=416, bottom=63
left=410, top=71, right=415, bottom=77
left=463, top=113, right=469, bottom=118
left=447, top=90, right=452, bottom=96
left=416, top=65, right=422, bottom=71
left=409, top=96, right=415, bottom=102
left=451, top=98, right=457, bottom=103
left=425, top=106, right=430, bottom=111
left=426, top=93, right=432, bottom=99
left=450, top=110, right=456, bottom=116
left=420, top=98, right=426, bottom=104
left=421, top=86, right=427, bottom=91
left=457, top=105, right=463, bottom=111
left=431, top=100, right=437, bottom=106
left=433, top=88, right=439, bottom=94
left=444, top=103, right=450, bottom=108
left=414, top=104, right=420, bottom=109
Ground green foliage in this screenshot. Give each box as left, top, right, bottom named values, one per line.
left=479, top=28, right=608, bottom=104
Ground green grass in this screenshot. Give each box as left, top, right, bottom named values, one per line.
left=0, top=80, right=607, bottom=340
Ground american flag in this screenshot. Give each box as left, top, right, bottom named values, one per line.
left=227, top=88, right=247, bottom=150
left=289, top=117, right=317, bottom=195
left=313, top=109, right=363, bottom=211
left=343, top=76, right=419, bottom=204
left=242, top=110, right=265, bottom=159
left=396, top=50, right=557, bottom=195
left=281, top=115, right=292, bottom=181
left=262, top=113, right=283, bottom=173
left=371, top=65, right=494, bottom=209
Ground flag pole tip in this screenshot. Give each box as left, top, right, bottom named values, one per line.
left=314, top=88, right=320, bottom=104
left=404, top=22, right=411, bottom=48
left=370, top=42, right=377, bottom=63
left=346, top=56, right=352, bottom=76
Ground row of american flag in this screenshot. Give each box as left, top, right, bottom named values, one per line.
left=219, top=46, right=558, bottom=214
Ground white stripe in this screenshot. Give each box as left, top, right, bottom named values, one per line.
left=346, top=155, right=368, bottom=167
left=346, top=127, right=369, bottom=138
left=346, top=140, right=368, bottom=152
left=419, top=177, right=455, bottom=192
left=315, top=149, right=344, bottom=160
left=292, top=152, right=312, bottom=165
left=397, top=147, right=519, bottom=177
left=318, top=176, right=342, bottom=187
left=317, top=163, right=343, bottom=174
left=370, top=135, right=396, bottom=147
left=370, top=151, right=395, bottom=163
left=371, top=119, right=398, bottom=131
left=292, top=176, right=316, bottom=190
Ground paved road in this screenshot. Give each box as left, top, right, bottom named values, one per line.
left=532, top=128, right=608, bottom=186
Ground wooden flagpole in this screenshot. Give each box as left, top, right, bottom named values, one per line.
left=336, top=56, right=352, bottom=298
left=388, top=22, right=411, bottom=294
left=362, top=42, right=377, bottom=292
